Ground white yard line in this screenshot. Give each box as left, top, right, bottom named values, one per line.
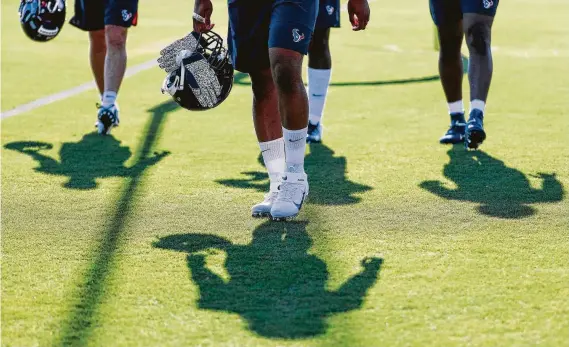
left=1, top=59, right=157, bottom=120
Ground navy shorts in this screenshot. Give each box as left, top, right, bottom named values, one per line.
left=430, top=0, right=499, bottom=26
left=227, top=0, right=318, bottom=73
left=316, top=0, right=340, bottom=29
left=70, top=0, right=139, bottom=31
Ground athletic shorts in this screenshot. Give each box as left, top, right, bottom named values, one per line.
left=69, top=0, right=139, bottom=31
left=227, top=0, right=318, bottom=73
left=316, top=0, right=340, bottom=29
left=430, top=0, right=499, bottom=26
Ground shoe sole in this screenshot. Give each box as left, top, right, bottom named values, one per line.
left=271, top=214, right=299, bottom=222
left=439, top=136, right=464, bottom=145
left=466, top=129, right=486, bottom=149
left=251, top=211, right=271, bottom=218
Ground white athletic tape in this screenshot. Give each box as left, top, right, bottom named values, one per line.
left=1, top=59, right=157, bottom=120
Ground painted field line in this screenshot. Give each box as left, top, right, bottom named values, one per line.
left=1, top=59, right=157, bottom=120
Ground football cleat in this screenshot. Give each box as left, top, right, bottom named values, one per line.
left=439, top=113, right=466, bottom=144
left=252, top=178, right=281, bottom=217
left=465, top=109, right=486, bottom=150
left=270, top=171, right=309, bottom=221
left=251, top=191, right=279, bottom=218
left=306, top=121, right=323, bottom=143
left=96, top=104, right=120, bottom=135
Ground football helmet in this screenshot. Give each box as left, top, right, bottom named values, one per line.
left=19, top=0, right=66, bottom=42
left=158, top=31, right=234, bottom=111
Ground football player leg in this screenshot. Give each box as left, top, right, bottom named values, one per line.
left=226, top=1, right=286, bottom=217
left=307, top=0, right=340, bottom=143
left=307, top=28, right=331, bottom=143
left=89, top=30, right=106, bottom=95
left=266, top=0, right=319, bottom=220
left=431, top=0, right=467, bottom=144
left=462, top=0, right=498, bottom=149
left=69, top=1, right=109, bottom=128
left=269, top=47, right=310, bottom=220
left=96, top=1, right=138, bottom=135
left=250, top=69, right=285, bottom=217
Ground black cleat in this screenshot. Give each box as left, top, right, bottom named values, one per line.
left=465, top=109, right=486, bottom=150
left=96, top=104, right=120, bottom=135
left=439, top=113, right=466, bottom=144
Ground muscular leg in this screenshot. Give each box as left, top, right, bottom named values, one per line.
left=462, top=13, right=494, bottom=148
left=89, top=30, right=106, bottom=96
left=435, top=0, right=467, bottom=144
left=249, top=69, right=285, bottom=217
left=463, top=13, right=494, bottom=103
left=96, top=25, right=128, bottom=134
left=437, top=20, right=464, bottom=104
left=103, top=25, right=128, bottom=98
left=249, top=69, right=282, bottom=142
left=269, top=47, right=308, bottom=131
left=268, top=47, right=309, bottom=219
left=307, top=27, right=332, bottom=139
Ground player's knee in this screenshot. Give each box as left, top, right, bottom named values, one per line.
left=466, top=22, right=490, bottom=56
left=271, top=56, right=302, bottom=95
left=250, top=70, right=275, bottom=99
left=105, top=25, right=127, bottom=49
left=89, top=30, right=106, bottom=54
left=439, top=45, right=461, bottom=65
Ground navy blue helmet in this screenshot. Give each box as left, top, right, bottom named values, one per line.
left=159, top=31, right=234, bottom=111
left=19, top=0, right=66, bottom=42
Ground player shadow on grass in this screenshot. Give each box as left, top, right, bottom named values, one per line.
left=153, top=221, right=382, bottom=339
left=4, top=134, right=169, bottom=190
left=216, top=143, right=372, bottom=205
left=420, top=145, right=564, bottom=218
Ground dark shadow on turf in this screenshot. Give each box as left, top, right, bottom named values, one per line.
left=216, top=143, right=372, bottom=205
left=420, top=145, right=564, bottom=218
left=153, top=221, right=382, bottom=339
left=234, top=71, right=440, bottom=87
left=55, top=100, right=177, bottom=347
left=4, top=134, right=168, bottom=190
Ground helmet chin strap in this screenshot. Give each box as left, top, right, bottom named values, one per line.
left=178, top=62, right=186, bottom=91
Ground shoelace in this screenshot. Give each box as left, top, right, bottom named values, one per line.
left=263, top=191, right=278, bottom=203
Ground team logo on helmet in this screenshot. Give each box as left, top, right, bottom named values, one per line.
left=483, top=0, right=494, bottom=9
left=326, top=5, right=335, bottom=15
left=292, top=29, right=305, bottom=43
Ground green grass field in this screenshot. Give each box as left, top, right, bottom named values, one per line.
left=2, top=0, right=569, bottom=346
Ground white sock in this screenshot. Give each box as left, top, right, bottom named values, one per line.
left=102, top=91, right=117, bottom=107
left=448, top=100, right=464, bottom=114
left=308, top=68, right=332, bottom=125
left=259, top=138, right=285, bottom=190
left=283, top=127, right=307, bottom=173
left=471, top=99, right=486, bottom=113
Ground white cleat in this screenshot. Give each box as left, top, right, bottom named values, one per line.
left=251, top=179, right=280, bottom=217
left=251, top=191, right=279, bottom=218
left=270, top=172, right=309, bottom=221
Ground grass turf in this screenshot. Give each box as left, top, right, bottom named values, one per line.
left=2, top=0, right=569, bottom=346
